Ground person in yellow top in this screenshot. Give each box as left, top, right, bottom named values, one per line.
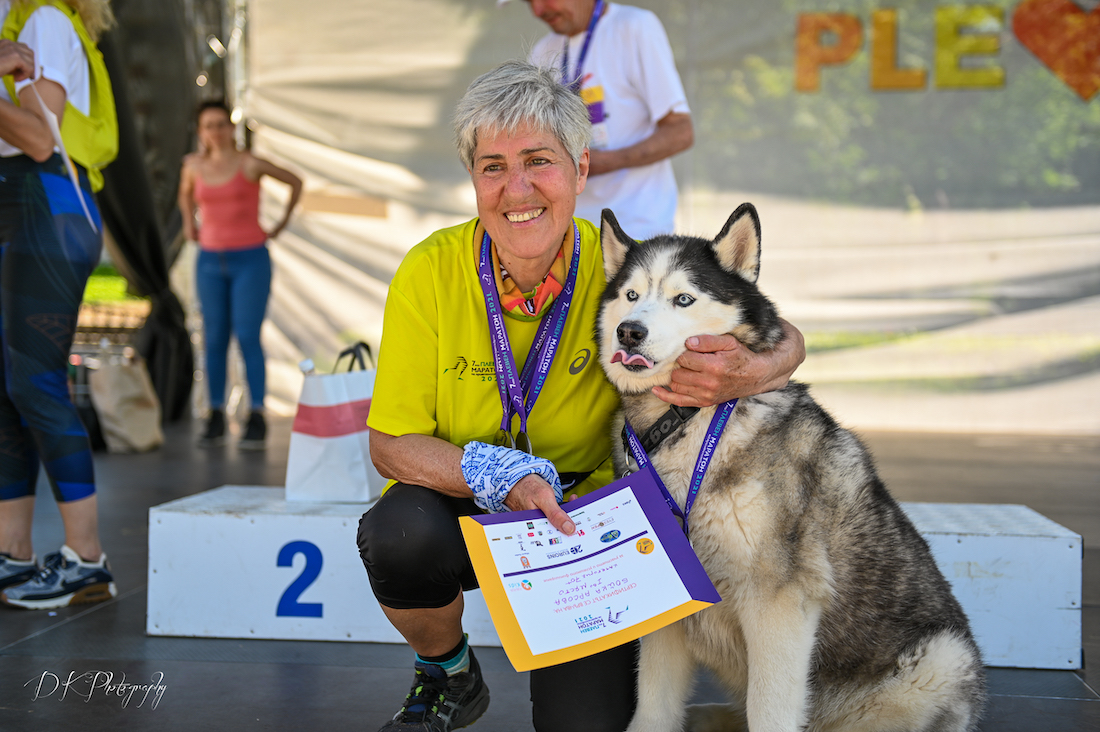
left=1, top=0, right=116, bottom=191
left=367, top=215, right=620, bottom=499
left=357, top=60, right=805, bottom=732
left=0, top=0, right=119, bottom=610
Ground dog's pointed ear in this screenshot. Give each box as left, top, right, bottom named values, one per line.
left=600, top=208, right=632, bottom=282
left=713, top=203, right=762, bottom=283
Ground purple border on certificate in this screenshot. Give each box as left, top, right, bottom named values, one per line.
left=470, top=466, right=720, bottom=604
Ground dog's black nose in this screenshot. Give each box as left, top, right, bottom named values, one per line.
left=617, top=321, right=648, bottom=349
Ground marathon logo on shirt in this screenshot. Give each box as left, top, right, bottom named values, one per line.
left=444, top=350, right=592, bottom=382
left=443, top=356, right=496, bottom=382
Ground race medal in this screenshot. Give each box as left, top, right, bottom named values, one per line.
left=495, top=429, right=516, bottom=450
left=515, top=431, right=533, bottom=455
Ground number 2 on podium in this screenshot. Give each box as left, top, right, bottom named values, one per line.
left=277, top=540, right=323, bottom=617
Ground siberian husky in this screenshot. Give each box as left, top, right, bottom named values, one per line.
left=596, top=204, right=986, bottom=732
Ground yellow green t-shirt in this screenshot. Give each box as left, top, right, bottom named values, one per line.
left=367, top=217, right=620, bottom=497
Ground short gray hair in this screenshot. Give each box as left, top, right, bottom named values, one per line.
left=453, top=60, right=591, bottom=171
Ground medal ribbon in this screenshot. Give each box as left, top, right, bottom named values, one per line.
left=561, top=0, right=605, bottom=91
left=477, top=222, right=581, bottom=445
left=624, top=399, right=738, bottom=536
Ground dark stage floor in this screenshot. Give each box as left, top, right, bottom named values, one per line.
left=1, top=418, right=1097, bottom=731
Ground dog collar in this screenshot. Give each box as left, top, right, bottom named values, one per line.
left=621, top=404, right=700, bottom=456
left=622, top=399, right=739, bottom=536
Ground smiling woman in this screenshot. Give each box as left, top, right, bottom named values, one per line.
left=353, top=60, right=806, bottom=732
left=454, top=61, right=592, bottom=293
left=467, top=123, right=588, bottom=292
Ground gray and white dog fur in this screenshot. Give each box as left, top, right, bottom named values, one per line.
left=596, top=204, right=986, bottom=732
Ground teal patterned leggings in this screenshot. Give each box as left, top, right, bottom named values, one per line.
left=0, top=154, right=101, bottom=503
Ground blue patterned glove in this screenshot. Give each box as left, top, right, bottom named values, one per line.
left=461, top=441, right=562, bottom=513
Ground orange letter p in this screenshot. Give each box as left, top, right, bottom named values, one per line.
left=796, top=13, right=863, bottom=92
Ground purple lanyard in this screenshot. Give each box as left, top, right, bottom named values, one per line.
left=561, top=0, right=605, bottom=91
left=477, top=223, right=581, bottom=452
left=624, top=399, right=738, bottom=536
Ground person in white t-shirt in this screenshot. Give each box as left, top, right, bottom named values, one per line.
left=0, top=0, right=118, bottom=610
left=522, top=0, right=693, bottom=239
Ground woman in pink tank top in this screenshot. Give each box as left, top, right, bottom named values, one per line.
left=178, top=100, right=302, bottom=449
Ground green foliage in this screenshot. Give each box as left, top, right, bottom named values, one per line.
left=83, top=265, right=145, bottom=303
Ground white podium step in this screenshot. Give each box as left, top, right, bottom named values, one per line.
left=146, top=486, right=499, bottom=646
left=147, top=487, right=1081, bottom=669
left=901, top=502, right=1081, bottom=669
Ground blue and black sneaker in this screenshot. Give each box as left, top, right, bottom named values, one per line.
left=380, top=648, right=490, bottom=731
left=0, top=545, right=117, bottom=610
left=0, top=553, right=37, bottom=593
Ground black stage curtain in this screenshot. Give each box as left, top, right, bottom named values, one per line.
left=96, top=31, right=193, bottom=422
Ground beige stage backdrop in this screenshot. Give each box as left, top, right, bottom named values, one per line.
left=218, top=0, right=1099, bottom=434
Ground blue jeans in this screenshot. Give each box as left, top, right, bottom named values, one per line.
left=196, top=245, right=271, bottom=409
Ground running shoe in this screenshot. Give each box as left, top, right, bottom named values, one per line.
left=0, top=553, right=37, bottom=592
left=380, top=648, right=490, bottom=731
left=1, top=545, right=117, bottom=609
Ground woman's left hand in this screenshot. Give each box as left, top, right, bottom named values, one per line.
left=247, top=154, right=302, bottom=240
left=654, top=318, right=806, bottom=407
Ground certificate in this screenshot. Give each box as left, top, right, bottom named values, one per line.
left=459, top=465, right=720, bottom=671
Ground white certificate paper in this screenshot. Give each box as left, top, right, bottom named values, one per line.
left=460, top=466, right=720, bottom=671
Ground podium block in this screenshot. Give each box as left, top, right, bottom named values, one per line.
left=147, top=486, right=500, bottom=646
left=148, top=489, right=1081, bottom=669
left=901, top=503, right=1081, bottom=670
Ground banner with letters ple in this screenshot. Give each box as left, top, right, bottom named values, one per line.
left=459, top=466, right=720, bottom=671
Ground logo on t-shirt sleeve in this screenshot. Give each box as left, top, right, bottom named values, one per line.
left=569, top=348, right=592, bottom=375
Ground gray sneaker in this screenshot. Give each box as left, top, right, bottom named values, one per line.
left=380, top=649, right=490, bottom=731
left=1, top=545, right=117, bottom=610
left=0, top=553, right=37, bottom=592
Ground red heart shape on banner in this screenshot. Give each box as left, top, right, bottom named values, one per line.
left=1013, top=0, right=1100, bottom=100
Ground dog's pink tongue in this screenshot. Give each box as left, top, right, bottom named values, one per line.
left=612, top=350, right=654, bottom=368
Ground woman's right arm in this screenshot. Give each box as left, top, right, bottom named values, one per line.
left=368, top=429, right=469, bottom=498
left=370, top=428, right=576, bottom=534
left=178, top=155, right=199, bottom=241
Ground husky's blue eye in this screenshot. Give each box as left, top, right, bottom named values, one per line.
left=625, top=289, right=639, bottom=302
left=674, top=294, right=695, bottom=307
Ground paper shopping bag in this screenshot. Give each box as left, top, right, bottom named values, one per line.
left=285, top=343, right=387, bottom=503
left=88, top=357, right=164, bottom=453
